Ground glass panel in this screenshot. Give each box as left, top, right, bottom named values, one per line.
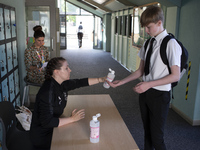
left=94, top=16, right=102, bottom=49
left=81, top=9, right=92, bottom=15
left=124, top=16, right=127, bottom=36
left=26, top=6, right=50, bottom=48
left=58, top=0, right=65, bottom=14
left=115, top=17, right=118, bottom=34
left=66, top=2, right=80, bottom=15
left=58, top=0, right=66, bottom=49
left=119, top=16, right=122, bottom=35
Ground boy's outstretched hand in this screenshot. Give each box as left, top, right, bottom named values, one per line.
left=106, top=80, right=121, bottom=88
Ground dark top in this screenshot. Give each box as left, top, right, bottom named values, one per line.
left=78, top=25, right=83, bottom=30
left=30, top=77, right=89, bottom=150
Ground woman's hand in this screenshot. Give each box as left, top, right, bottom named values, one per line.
left=98, top=76, right=107, bottom=83
left=58, top=109, right=85, bottom=127
left=71, top=109, right=85, bottom=122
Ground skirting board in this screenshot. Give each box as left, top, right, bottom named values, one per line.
left=171, top=105, right=200, bottom=126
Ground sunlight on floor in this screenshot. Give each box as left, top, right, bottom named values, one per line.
left=67, top=38, right=93, bottom=49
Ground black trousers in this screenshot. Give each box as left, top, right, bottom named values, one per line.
left=77, top=32, right=83, bottom=40
left=77, top=32, right=83, bottom=47
left=139, top=88, right=170, bottom=150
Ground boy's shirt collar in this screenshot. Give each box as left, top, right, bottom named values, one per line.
left=153, top=29, right=168, bottom=42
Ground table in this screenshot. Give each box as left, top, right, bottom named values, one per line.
left=51, top=94, right=139, bottom=150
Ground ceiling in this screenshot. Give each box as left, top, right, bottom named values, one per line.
left=67, top=0, right=182, bottom=15
left=78, top=0, right=137, bottom=12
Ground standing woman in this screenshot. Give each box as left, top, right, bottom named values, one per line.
left=30, top=57, right=105, bottom=150
left=25, top=25, right=50, bottom=84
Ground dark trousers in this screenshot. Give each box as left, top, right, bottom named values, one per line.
left=139, top=88, right=170, bottom=150
left=77, top=32, right=83, bottom=40
left=77, top=32, right=83, bottom=47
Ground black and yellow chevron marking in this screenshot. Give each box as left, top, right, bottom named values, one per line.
left=185, top=61, right=191, bottom=100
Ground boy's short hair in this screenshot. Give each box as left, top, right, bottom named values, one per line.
left=140, top=5, right=164, bottom=27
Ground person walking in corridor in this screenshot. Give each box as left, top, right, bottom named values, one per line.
left=77, top=22, right=84, bottom=48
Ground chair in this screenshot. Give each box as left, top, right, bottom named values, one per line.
left=0, top=101, right=33, bottom=150
left=22, top=77, right=42, bottom=106
left=0, top=117, right=8, bottom=150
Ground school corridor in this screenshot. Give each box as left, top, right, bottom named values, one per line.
left=59, top=46, right=200, bottom=150
left=1, top=0, right=200, bottom=149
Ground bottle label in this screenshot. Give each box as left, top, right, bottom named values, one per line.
left=90, top=127, right=99, bottom=139
left=106, top=76, right=113, bottom=82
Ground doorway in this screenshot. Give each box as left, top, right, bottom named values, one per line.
left=25, top=0, right=60, bottom=58
left=25, top=6, right=50, bottom=48
left=58, top=0, right=103, bottom=50
left=67, top=15, right=93, bottom=49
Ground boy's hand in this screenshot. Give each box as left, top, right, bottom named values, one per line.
left=107, top=80, right=120, bottom=88
left=133, top=82, right=150, bottom=93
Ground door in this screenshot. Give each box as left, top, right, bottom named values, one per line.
left=93, top=16, right=103, bottom=49
left=58, top=0, right=67, bottom=49
left=25, top=0, right=59, bottom=58
left=25, top=6, right=50, bottom=49
left=60, top=14, right=67, bottom=49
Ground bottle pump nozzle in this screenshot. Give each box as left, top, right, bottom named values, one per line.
left=109, top=68, right=115, bottom=74
left=93, top=113, right=101, bottom=122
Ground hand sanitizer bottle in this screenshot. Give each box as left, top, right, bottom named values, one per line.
left=103, top=68, right=115, bottom=89
left=90, top=113, right=101, bottom=143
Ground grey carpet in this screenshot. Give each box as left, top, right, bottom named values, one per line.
left=60, top=48, right=200, bottom=150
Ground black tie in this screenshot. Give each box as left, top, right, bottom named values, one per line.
left=144, top=38, right=155, bottom=76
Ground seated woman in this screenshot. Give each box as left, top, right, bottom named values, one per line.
left=24, top=25, right=49, bottom=84
left=30, top=57, right=106, bottom=150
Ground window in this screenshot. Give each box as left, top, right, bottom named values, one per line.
left=124, top=15, right=127, bottom=36
left=81, top=9, right=92, bottom=15
left=66, top=2, right=79, bottom=15
left=115, top=17, right=118, bottom=34
left=128, top=14, right=133, bottom=37
left=119, top=16, right=122, bottom=35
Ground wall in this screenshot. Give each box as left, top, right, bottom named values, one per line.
left=0, top=0, right=26, bottom=101
left=111, top=8, right=140, bottom=73
left=165, top=7, right=177, bottom=35
left=171, top=0, right=200, bottom=125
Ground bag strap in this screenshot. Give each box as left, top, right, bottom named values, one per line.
left=161, top=35, right=176, bottom=98
left=160, top=35, right=173, bottom=74
left=145, top=36, right=173, bottom=74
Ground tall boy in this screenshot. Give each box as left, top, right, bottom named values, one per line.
left=108, top=6, right=182, bottom=150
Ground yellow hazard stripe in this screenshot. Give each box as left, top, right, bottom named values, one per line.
left=185, top=61, right=191, bottom=100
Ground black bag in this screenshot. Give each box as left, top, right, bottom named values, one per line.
left=144, top=33, right=189, bottom=88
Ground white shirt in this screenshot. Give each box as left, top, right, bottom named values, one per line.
left=138, top=29, right=182, bottom=91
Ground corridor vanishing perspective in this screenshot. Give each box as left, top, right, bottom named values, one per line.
left=60, top=48, right=200, bottom=150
